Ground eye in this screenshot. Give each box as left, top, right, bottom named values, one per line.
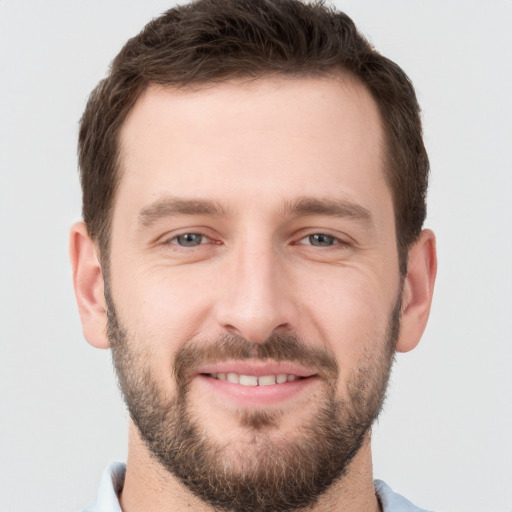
left=299, top=233, right=338, bottom=247
left=170, top=233, right=209, bottom=247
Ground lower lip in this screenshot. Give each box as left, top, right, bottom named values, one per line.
left=195, top=374, right=319, bottom=407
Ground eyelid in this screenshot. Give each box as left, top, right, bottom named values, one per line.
left=298, top=236, right=339, bottom=247
left=293, top=230, right=353, bottom=247
left=158, top=228, right=219, bottom=247
left=155, top=228, right=353, bottom=248
left=168, top=233, right=210, bottom=245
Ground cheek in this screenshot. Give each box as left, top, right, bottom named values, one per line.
left=296, top=268, right=395, bottom=366
left=112, top=262, right=216, bottom=348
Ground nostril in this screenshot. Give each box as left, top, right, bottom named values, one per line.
left=215, top=284, right=298, bottom=344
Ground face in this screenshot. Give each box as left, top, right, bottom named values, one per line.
left=107, top=76, right=402, bottom=510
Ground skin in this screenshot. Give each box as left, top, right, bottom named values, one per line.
left=70, top=75, right=437, bottom=511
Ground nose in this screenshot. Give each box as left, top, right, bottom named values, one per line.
left=214, top=241, right=298, bottom=343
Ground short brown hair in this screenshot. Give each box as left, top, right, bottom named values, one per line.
left=78, top=0, right=428, bottom=274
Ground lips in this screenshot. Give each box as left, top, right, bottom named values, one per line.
left=196, top=360, right=316, bottom=381
left=194, top=361, right=319, bottom=406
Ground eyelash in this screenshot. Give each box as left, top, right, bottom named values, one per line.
left=296, top=233, right=346, bottom=247
left=165, top=232, right=214, bottom=247
left=162, top=231, right=350, bottom=249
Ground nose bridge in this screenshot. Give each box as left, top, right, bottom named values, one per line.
left=216, top=235, right=293, bottom=342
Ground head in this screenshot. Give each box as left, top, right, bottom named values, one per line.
left=71, top=1, right=436, bottom=510
left=78, top=0, right=428, bottom=276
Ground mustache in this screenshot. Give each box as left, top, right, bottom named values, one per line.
left=173, top=333, right=339, bottom=384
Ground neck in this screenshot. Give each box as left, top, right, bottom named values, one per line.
left=119, top=422, right=380, bottom=512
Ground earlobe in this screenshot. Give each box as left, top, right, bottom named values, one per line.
left=69, top=222, right=110, bottom=349
left=396, top=229, right=437, bottom=353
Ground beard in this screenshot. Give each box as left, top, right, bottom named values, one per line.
left=107, top=291, right=401, bottom=512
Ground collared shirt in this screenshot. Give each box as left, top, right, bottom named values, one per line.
left=83, top=462, right=433, bottom=512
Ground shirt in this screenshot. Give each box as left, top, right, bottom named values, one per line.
left=83, top=462, right=433, bottom=512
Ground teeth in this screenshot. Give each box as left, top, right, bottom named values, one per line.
left=211, top=373, right=303, bottom=386
left=239, top=375, right=258, bottom=386
left=227, top=372, right=239, bottom=384
left=258, top=375, right=276, bottom=386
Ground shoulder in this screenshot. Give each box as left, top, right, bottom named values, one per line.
left=81, top=462, right=126, bottom=512
left=375, top=480, right=434, bottom=512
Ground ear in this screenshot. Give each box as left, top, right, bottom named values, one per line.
left=69, top=222, right=110, bottom=349
left=396, top=229, right=437, bottom=353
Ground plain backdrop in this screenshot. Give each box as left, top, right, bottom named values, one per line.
left=1, top=1, right=511, bottom=511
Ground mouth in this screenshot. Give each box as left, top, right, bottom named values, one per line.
left=194, top=361, right=319, bottom=407
left=206, top=372, right=306, bottom=386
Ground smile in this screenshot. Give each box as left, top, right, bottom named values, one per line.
left=207, top=372, right=304, bottom=386
left=195, top=363, right=319, bottom=407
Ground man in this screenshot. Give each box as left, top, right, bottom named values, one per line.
left=70, top=0, right=437, bottom=510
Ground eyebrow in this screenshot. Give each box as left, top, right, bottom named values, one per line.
left=283, top=197, right=374, bottom=226
left=138, top=196, right=227, bottom=227
left=137, top=195, right=374, bottom=228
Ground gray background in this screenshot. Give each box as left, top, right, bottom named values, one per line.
left=1, top=1, right=511, bottom=511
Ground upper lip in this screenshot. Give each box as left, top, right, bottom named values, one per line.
left=195, top=360, right=317, bottom=378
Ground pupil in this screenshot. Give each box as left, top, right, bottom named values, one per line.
left=310, top=234, right=334, bottom=246
left=178, top=234, right=202, bottom=246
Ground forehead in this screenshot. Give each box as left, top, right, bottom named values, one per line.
left=116, top=75, right=389, bottom=220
